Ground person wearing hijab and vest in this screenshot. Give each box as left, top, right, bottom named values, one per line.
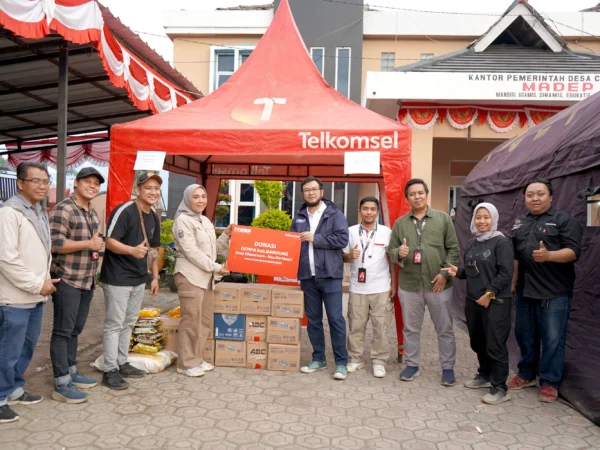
left=172, top=184, right=232, bottom=377
left=444, top=203, right=514, bottom=405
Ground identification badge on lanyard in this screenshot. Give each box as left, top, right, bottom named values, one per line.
left=413, top=249, right=423, bottom=264
left=413, top=218, right=426, bottom=265
left=358, top=268, right=367, bottom=283
left=92, top=252, right=99, bottom=261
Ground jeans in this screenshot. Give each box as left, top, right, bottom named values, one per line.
left=515, top=294, right=571, bottom=389
left=465, top=298, right=511, bottom=390
left=102, top=284, right=145, bottom=372
left=50, top=280, right=94, bottom=386
left=0, top=303, right=44, bottom=405
left=301, top=277, right=348, bottom=366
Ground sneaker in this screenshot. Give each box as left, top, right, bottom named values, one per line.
left=102, top=369, right=129, bottom=390
left=0, top=405, right=19, bottom=424
left=8, top=392, right=43, bottom=405
left=481, top=387, right=511, bottom=405
left=464, top=374, right=492, bottom=389
left=373, top=364, right=386, bottom=378
left=399, top=366, right=420, bottom=381
left=72, top=371, right=98, bottom=389
left=539, top=386, right=558, bottom=403
left=52, top=382, right=88, bottom=404
left=346, top=362, right=364, bottom=373
left=177, top=367, right=205, bottom=377
left=119, top=362, right=146, bottom=378
left=199, top=362, right=214, bottom=372
left=441, top=369, right=456, bottom=386
left=333, top=365, right=348, bottom=380
left=507, top=375, right=537, bottom=390
left=300, top=361, right=327, bottom=374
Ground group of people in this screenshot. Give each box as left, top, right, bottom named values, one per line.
left=293, top=175, right=581, bottom=408
left=0, top=165, right=581, bottom=425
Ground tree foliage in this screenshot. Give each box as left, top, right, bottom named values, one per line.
left=251, top=209, right=292, bottom=231
left=253, top=181, right=284, bottom=210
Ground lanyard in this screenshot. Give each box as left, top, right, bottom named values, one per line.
left=413, top=218, right=426, bottom=249
left=359, top=223, right=377, bottom=266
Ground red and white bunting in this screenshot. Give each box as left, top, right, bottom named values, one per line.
left=0, top=0, right=193, bottom=114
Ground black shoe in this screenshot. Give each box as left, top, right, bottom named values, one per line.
left=0, top=405, right=19, bottom=423
left=102, top=369, right=129, bottom=390
left=7, top=392, right=43, bottom=405
left=119, top=362, right=145, bottom=378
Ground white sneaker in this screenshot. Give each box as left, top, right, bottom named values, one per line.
left=346, top=362, right=364, bottom=373
left=199, top=362, right=214, bottom=372
left=373, top=364, right=386, bottom=378
left=177, top=367, right=205, bottom=377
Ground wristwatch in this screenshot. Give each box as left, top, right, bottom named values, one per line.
left=152, top=275, right=160, bottom=280
left=486, top=291, right=496, bottom=300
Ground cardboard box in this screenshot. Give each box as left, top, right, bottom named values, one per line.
left=203, top=339, right=215, bottom=365
left=240, top=285, right=271, bottom=316
left=213, top=283, right=242, bottom=314
left=214, top=314, right=246, bottom=341
left=215, top=340, right=246, bottom=367
left=267, top=344, right=300, bottom=372
left=160, top=315, right=180, bottom=353
left=266, top=317, right=300, bottom=345
left=246, top=315, right=267, bottom=342
left=246, top=341, right=268, bottom=369
left=271, top=286, right=304, bottom=318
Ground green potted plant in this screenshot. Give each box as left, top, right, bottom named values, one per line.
left=163, top=246, right=177, bottom=292
left=159, top=219, right=177, bottom=292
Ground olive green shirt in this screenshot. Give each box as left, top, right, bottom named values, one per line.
left=388, top=207, right=459, bottom=292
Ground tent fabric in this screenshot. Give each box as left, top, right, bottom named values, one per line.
left=456, top=91, right=600, bottom=425
left=107, top=0, right=411, bottom=225
left=0, top=0, right=193, bottom=114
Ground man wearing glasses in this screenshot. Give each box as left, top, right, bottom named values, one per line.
left=0, top=163, right=57, bottom=423
left=291, top=176, right=349, bottom=380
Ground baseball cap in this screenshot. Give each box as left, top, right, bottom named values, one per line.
left=76, top=167, right=105, bottom=184
left=137, top=172, right=163, bottom=186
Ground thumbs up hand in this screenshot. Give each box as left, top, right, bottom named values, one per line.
left=532, top=240, right=549, bottom=263
left=88, top=230, right=104, bottom=251
left=398, top=238, right=410, bottom=259
left=130, top=241, right=149, bottom=259
left=351, top=244, right=360, bottom=260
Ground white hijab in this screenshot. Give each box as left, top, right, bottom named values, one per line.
left=470, top=202, right=505, bottom=242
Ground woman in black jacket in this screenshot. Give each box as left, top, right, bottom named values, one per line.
left=444, top=203, right=514, bottom=405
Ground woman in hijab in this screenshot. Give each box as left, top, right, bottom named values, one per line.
left=172, top=184, right=231, bottom=377
left=443, top=203, right=513, bottom=405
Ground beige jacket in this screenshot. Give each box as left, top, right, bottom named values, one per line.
left=0, top=207, right=51, bottom=305
left=172, top=214, right=230, bottom=289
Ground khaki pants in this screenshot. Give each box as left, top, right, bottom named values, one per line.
left=347, top=291, right=393, bottom=365
left=175, top=273, right=213, bottom=370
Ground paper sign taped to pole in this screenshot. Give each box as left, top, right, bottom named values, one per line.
left=344, top=151, right=381, bottom=174
left=134, top=151, right=167, bottom=171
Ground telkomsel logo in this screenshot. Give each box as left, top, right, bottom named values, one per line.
left=298, top=131, right=399, bottom=150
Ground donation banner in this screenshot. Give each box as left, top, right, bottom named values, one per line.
left=227, top=225, right=301, bottom=279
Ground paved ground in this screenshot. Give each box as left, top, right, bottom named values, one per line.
left=1, top=287, right=599, bottom=450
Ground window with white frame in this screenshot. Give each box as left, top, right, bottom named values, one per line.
left=335, top=47, right=351, bottom=98
left=210, top=46, right=254, bottom=93
left=236, top=181, right=258, bottom=226
left=310, top=47, right=325, bottom=76
left=381, top=52, right=395, bottom=71
left=449, top=186, right=461, bottom=214
left=420, top=53, right=434, bottom=60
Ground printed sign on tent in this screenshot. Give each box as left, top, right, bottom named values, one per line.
left=227, top=225, right=301, bottom=279
left=134, top=151, right=167, bottom=171
left=344, top=151, right=381, bottom=174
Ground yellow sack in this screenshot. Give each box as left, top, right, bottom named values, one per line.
left=139, top=308, right=161, bottom=318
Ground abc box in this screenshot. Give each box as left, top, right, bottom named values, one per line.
left=271, top=286, right=304, bottom=318
left=246, top=315, right=267, bottom=342
left=214, top=314, right=246, bottom=341
left=215, top=340, right=246, bottom=368
left=160, top=315, right=180, bottom=353
left=266, top=317, right=300, bottom=345
left=203, top=340, right=215, bottom=365
left=268, top=344, right=300, bottom=372
left=213, top=283, right=241, bottom=314
left=240, top=285, right=271, bottom=316
left=246, top=341, right=268, bottom=369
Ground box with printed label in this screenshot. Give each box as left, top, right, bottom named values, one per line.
left=266, top=317, right=300, bottom=345
left=203, top=339, right=215, bottom=365
left=271, top=286, right=304, bottom=318
left=213, top=283, right=241, bottom=314
left=215, top=340, right=246, bottom=367
left=267, top=344, right=300, bottom=372
left=240, top=285, right=271, bottom=316
left=246, top=315, right=267, bottom=342
left=214, top=314, right=246, bottom=341
left=159, top=315, right=180, bottom=353
left=246, top=341, right=268, bottom=369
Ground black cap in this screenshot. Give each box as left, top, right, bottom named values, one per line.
left=137, top=172, right=163, bottom=186
left=76, top=167, right=105, bottom=184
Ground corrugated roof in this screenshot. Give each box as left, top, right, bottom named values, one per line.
left=396, top=46, right=600, bottom=73
left=216, top=3, right=273, bottom=10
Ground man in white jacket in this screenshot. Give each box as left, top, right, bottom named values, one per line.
left=0, top=163, right=58, bottom=424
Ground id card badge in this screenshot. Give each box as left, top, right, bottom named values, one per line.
left=92, top=251, right=99, bottom=261
left=358, top=268, right=367, bottom=283
left=413, top=249, right=423, bottom=265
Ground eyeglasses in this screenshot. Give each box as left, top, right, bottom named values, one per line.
left=20, top=178, right=51, bottom=186
left=302, top=188, right=321, bottom=194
